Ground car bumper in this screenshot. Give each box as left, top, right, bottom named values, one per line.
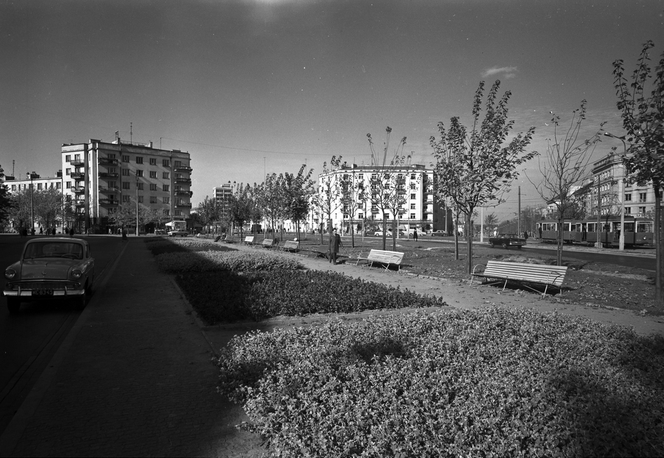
left=4, top=282, right=85, bottom=297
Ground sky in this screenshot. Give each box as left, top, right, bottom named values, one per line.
left=0, top=0, right=662, bottom=221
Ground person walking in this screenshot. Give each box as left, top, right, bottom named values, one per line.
left=413, top=229, right=418, bottom=242
left=329, top=228, right=342, bottom=265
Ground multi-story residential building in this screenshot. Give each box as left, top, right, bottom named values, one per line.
left=574, top=152, right=655, bottom=219
left=213, top=182, right=238, bottom=222
left=61, top=138, right=193, bottom=233
left=311, top=163, right=446, bottom=234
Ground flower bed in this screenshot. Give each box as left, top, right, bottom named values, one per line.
left=177, top=269, right=445, bottom=324
left=218, top=308, right=664, bottom=457
left=155, top=250, right=302, bottom=273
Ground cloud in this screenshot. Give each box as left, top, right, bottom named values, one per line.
left=482, top=66, right=518, bottom=79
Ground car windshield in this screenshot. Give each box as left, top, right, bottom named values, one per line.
left=24, top=242, right=84, bottom=260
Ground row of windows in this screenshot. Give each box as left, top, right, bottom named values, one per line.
left=64, top=181, right=176, bottom=193
left=10, top=182, right=62, bottom=191
left=624, top=193, right=649, bottom=203
left=121, top=195, right=171, bottom=204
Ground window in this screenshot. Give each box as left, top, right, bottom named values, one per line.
left=74, top=154, right=80, bottom=161
left=410, top=203, right=416, bottom=210
left=639, top=206, right=646, bottom=215
left=122, top=169, right=129, bottom=176
left=108, top=154, right=116, bottom=159
left=37, top=183, right=42, bottom=190
left=625, top=207, right=632, bottom=214
left=56, top=182, right=61, bottom=189
left=175, top=209, right=182, bottom=216
left=65, top=155, right=71, bottom=162
left=410, top=193, right=416, bottom=200
left=162, top=172, right=169, bottom=179
left=122, top=182, right=130, bottom=189
left=163, top=209, right=170, bottom=216
left=66, top=181, right=71, bottom=189
left=625, top=193, right=632, bottom=202
left=150, top=196, right=157, bottom=204
left=163, top=196, right=170, bottom=204
left=137, top=183, right=144, bottom=190
left=162, top=159, right=170, bottom=167
left=136, top=170, right=143, bottom=177
left=639, top=192, right=647, bottom=203
left=358, top=212, right=363, bottom=219
left=149, top=158, right=157, bottom=165
left=410, top=213, right=416, bottom=219
left=174, top=160, right=181, bottom=167
left=163, top=184, right=170, bottom=192
left=150, top=183, right=157, bottom=191
left=122, top=195, right=130, bottom=203
left=136, top=156, right=143, bottom=164
left=411, top=174, right=416, bottom=180
left=138, top=196, right=144, bottom=203
left=65, top=168, right=71, bottom=176
left=149, top=171, right=157, bottom=178
left=108, top=181, right=117, bottom=189
left=11, top=185, right=16, bottom=191
left=122, top=155, right=130, bottom=162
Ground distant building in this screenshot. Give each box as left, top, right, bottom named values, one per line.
left=312, top=163, right=447, bottom=234
left=213, top=181, right=238, bottom=222
left=61, top=138, right=193, bottom=233
left=5, top=171, right=64, bottom=232
left=574, top=152, right=655, bottom=219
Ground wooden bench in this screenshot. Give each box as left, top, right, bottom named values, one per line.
left=469, top=260, right=568, bottom=296
left=262, top=238, right=277, bottom=248
left=356, top=249, right=404, bottom=271
left=281, top=240, right=300, bottom=252
left=243, top=236, right=255, bottom=246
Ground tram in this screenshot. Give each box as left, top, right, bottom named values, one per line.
left=536, top=216, right=654, bottom=248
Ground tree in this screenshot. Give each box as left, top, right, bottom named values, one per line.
left=196, top=196, right=220, bottom=233
left=107, top=202, right=136, bottom=229
left=431, top=80, right=537, bottom=274
left=0, top=165, right=12, bottom=229
left=229, top=183, right=254, bottom=238
left=613, top=40, right=664, bottom=306
left=318, top=156, right=343, bottom=243
left=528, top=100, right=604, bottom=265
left=282, top=165, right=315, bottom=241
left=339, top=166, right=369, bottom=248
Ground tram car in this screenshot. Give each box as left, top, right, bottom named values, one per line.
left=536, top=216, right=654, bottom=248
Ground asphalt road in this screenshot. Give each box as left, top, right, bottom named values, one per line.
left=0, top=235, right=125, bottom=435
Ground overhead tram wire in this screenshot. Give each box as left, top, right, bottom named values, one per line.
left=158, top=137, right=361, bottom=157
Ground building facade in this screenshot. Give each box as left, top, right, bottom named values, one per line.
left=312, top=163, right=445, bottom=234
left=575, top=152, right=655, bottom=219
left=4, top=171, right=64, bottom=232
left=213, top=182, right=238, bottom=222
left=61, top=138, right=193, bottom=233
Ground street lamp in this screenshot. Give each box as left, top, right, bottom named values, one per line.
left=27, top=171, right=37, bottom=234
left=135, top=171, right=140, bottom=236
left=604, top=132, right=627, bottom=251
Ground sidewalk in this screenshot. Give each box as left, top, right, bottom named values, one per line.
left=0, top=239, right=262, bottom=457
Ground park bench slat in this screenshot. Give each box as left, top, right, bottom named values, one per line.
left=262, top=238, right=276, bottom=248
left=356, top=249, right=404, bottom=271
left=281, top=241, right=300, bottom=252
left=470, top=260, right=568, bottom=296
left=244, top=236, right=255, bottom=246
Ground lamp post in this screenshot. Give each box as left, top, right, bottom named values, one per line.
left=27, top=171, right=37, bottom=234
left=604, top=132, right=627, bottom=251
left=135, top=171, right=140, bottom=236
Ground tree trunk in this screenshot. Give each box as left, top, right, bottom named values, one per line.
left=392, top=219, right=397, bottom=251
left=382, top=217, right=387, bottom=251
left=557, top=216, right=564, bottom=266
left=351, top=219, right=355, bottom=248
left=656, top=184, right=663, bottom=307
left=454, top=210, right=460, bottom=260
left=466, top=212, right=473, bottom=274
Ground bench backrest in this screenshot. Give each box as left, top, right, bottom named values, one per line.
left=484, top=260, right=567, bottom=286
left=367, top=249, right=404, bottom=265
left=283, top=241, right=299, bottom=249
left=262, top=238, right=275, bottom=247
left=244, top=236, right=255, bottom=243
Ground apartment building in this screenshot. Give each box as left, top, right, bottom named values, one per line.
left=312, top=163, right=445, bottom=234
left=61, top=138, right=193, bottom=232
left=213, top=181, right=238, bottom=221
left=4, top=171, right=64, bottom=232
left=575, top=152, right=655, bottom=219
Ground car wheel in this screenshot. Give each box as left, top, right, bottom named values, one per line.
left=76, top=284, right=88, bottom=311
left=502, top=242, right=508, bottom=249
left=7, top=297, right=20, bottom=314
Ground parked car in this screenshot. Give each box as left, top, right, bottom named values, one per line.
left=168, top=230, right=189, bottom=237
left=488, top=233, right=526, bottom=249
left=154, top=229, right=167, bottom=235
left=3, top=237, right=95, bottom=313
left=431, top=230, right=447, bottom=237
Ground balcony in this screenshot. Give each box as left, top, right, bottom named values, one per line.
left=70, top=160, right=84, bottom=167
left=175, top=203, right=192, bottom=208
left=99, top=199, right=119, bottom=206
left=73, top=186, right=85, bottom=194
left=71, top=171, right=85, bottom=180
left=174, top=165, right=192, bottom=173
left=99, top=157, right=119, bottom=165
left=74, top=200, right=86, bottom=207
left=98, top=186, right=119, bottom=194
left=175, top=177, right=192, bottom=185
left=98, top=172, right=119, bottom=178
left=175, top=190, right=193, bottom=197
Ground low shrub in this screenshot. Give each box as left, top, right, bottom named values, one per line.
left=218, top=308, right=664, bottom=457
left=177, top=269, right=445, bottom=324
left=155, top=250, right=302, bottom=273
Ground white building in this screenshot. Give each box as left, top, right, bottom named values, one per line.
left=312, top=163, right=444, bottom=234
left=61, top=138, right=193, bottom=233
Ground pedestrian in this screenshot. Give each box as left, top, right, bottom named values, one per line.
left=69, top=227, right=75, bottom=238
left=413, top=229, right=418, bottom=242
left=122, top=228, right=127, bottom=240
left=329, top=228, right=342, bottom=265
left=523, top=231, right=528, bottom=240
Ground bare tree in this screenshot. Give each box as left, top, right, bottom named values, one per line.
left=318, top=156, right=344, bottom=243
left=431, top=80, right=537, bottom=274
left=527, top=100, right=604, bottom=265
left=339, top=166, right=369, bottom=248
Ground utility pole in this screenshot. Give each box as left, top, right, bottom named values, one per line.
left=517, top=185, right=521, bottom=236
left=135, top=171, right=140, bottom=236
